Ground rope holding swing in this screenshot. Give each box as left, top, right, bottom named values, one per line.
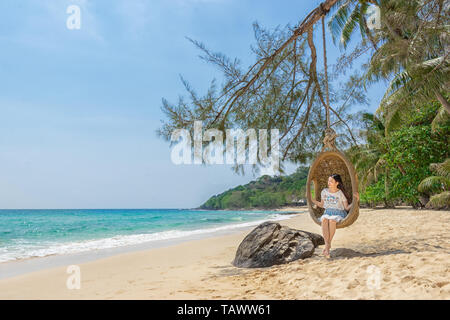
left=306, top=14, right=360, bottom=229
left=320, top=15, right=337, bottom=153
left=321, top=15, right=330, bottom=130
left=317, top=2, right=332, bottom=133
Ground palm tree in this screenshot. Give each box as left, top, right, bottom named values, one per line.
left=348, top=112, right=394, bottom=207
left=367, top=0, right=450, bottom=131
left=418, top=158, right=450, bottom=209
left=329, top=0, right=450, bottom=133
left=328, top=0, right=379, bottom=49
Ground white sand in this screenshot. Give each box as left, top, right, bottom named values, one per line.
left=0, top=208, right=448, bottom=299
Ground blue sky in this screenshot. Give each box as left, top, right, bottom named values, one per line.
left=0, top=0, right=387, bottom=209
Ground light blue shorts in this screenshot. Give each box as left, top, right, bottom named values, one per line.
left=320, top=208, right=347, bottom=223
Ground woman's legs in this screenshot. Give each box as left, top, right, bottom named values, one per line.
left=321, top=218, right=330, bottom=255
left=328, top=220, right=337, bottom=254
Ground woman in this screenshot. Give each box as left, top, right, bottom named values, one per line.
left=312, top=173, right=359, bottom=258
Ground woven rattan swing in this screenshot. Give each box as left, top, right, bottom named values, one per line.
left=306, top=17, right=359, bottom=229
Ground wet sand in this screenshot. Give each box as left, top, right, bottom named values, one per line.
left=0, top=208, right=448, bottom=299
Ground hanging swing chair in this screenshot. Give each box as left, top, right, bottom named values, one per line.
left=306, top=128, right=360, bottom=229
left=306, top=17, right=360, bottom=229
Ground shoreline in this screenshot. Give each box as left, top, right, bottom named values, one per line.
left=0, top=207, right=448, bottom=299
left=0, top=209, right=306, bottom=280
left=194, top=206, right=308, bottom=212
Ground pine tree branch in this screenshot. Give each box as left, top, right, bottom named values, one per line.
left=209, top=0, right=340, bottom=126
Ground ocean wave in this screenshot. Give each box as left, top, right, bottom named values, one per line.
left=0, top=213, right=300, bottom=263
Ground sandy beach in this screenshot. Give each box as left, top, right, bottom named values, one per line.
left=0, top=207, right=449, bottom=300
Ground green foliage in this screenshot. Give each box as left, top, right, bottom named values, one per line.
left=384, top=110, right=448, bottom=203
left=360, top=177, right=386, bottom=207
left=161, top=1, right=449, bottom=210
left=373, top=1, right=448, bottom=132
left=202, top=99, right=449, bottom=209
left=418, top=157, right=450, bottom=209
left=157, top=18, right=370, bottom=175
left=200, top=166, right=309, bottom=209
left=418, top=176, right=450, bottom=195
left=348, top=111, right=387, bottom=192
left=431, top=158, right=450, bottom=179
left=328, top=0, right=374, bottom=49
left=428, top=191, right=450, bottom=209
left=359, top=100, right=450, bottom=207
left=331, top=0, right=449, bottom=134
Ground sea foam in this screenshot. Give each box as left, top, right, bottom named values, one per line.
left=0, top=213, right=300, bottom=263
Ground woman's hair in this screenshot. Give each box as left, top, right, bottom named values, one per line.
left=330, top=173, right=350, bottom=201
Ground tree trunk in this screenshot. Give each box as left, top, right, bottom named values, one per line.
left=383, top=167, right=395, bottom=208
left=435, top=90, right=450, bottom=114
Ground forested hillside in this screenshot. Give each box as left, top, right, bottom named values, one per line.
left=200, top=167, right=309, bottom=209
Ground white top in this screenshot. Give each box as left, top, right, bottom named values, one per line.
left=321, top=188, right=347, bottom=210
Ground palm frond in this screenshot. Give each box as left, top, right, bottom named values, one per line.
left=383, top=70, right=411, bottom=100
left=418, top=176, right=450, bottom=194
left=431, top=106, right=450, bottom=132
left=328, top=0, right=353, bottom=44
left=426, top=191, right=450, bottom=209
left=340, top=5, right=362, bottom=48
left=430, top=158, right=450, bottom=178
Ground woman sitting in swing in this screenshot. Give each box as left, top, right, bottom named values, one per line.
left=312, top=173, right=359, bottom=258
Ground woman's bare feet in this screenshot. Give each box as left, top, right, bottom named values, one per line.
left=324, top=244, right=331, bottom=258
left=322, top=243, right=330, bottom=256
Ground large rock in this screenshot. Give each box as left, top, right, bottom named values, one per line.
left=232, top=221, right=324, bottom=268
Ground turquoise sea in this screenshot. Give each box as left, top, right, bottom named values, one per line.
left=0, top=208, right=300, bottom=263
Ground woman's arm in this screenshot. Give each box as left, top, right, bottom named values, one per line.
left=343, top=192, right=360, bottom=211
left=312, top=198, right=324, bottom=208
left=343, top=198, right=351, bottom=211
